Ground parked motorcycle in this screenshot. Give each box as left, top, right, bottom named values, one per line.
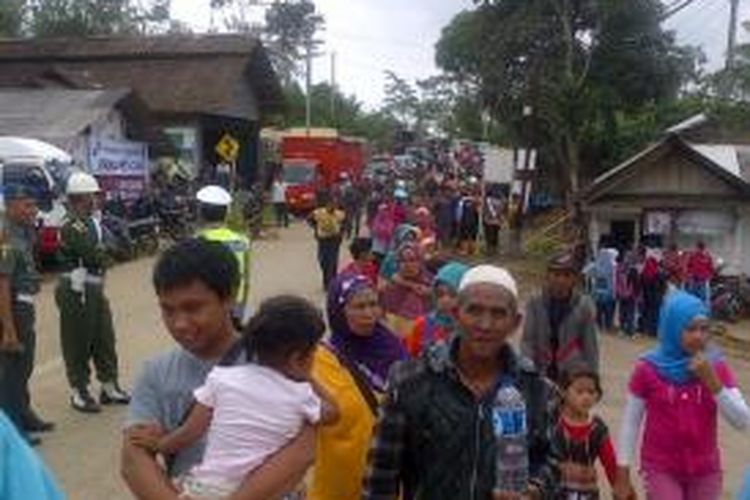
left=711, top=275, right=748, bottom=323
left=156, top=189, right=193, bottom=242
left=101, top=211, right=134, bottom=262
left=128, top=195, right=160, bottom=255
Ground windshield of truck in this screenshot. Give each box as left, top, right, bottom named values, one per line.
left=366, top=160, right=390, bottom=174
left=283, top=164, right=315, bottom=185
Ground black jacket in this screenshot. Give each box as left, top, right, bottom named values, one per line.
left=363, top=339, right=561, bottom=500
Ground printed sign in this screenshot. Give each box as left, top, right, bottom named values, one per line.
left=89, top=138, right=148, bottom=177
left=95, top=175, right=147, bottom=202
left=89, top=138, right=148, bottom=201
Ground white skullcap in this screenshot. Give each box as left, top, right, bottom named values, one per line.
left=196, top=185, right=232, bottom=206
left=459, top=265, right=518, bottom=300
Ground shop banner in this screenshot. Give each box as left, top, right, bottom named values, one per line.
left=89, top=138, right=148, bottom=201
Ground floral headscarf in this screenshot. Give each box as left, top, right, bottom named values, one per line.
left=327, top=274, right=407, bottom=391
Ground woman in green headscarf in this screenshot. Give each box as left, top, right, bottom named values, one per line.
left=404, top=261, right=469, bottom=357
left=378, top=224, right=420, bottom=283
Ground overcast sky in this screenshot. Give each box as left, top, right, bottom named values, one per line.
left=171, top=0, right=750, bottom=109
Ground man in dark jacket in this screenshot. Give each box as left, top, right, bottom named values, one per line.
left=364, top=265, right=560, bottom=500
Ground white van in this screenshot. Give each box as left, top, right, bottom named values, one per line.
left=0, top=137, right=71, bottom=262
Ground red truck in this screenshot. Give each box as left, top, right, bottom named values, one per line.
left=280, top=129, right=365, bottom=213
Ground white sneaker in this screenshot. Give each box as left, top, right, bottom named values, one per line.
left=100, top=382, right=131, bottom=405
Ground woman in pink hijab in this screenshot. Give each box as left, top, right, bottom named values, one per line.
left=414, top=206, right=437, bottom=257
left=371, top=202, right=396, bottom=263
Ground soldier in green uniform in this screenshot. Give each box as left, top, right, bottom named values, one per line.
left=0, top=183, right=54, bottom=445
left=195, top=185, right=251, bottom=328
left=56, top=171, right=129, bottom=413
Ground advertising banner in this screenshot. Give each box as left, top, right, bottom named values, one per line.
left=89, top=138, right=148, bottom=201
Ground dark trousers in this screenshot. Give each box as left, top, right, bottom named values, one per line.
left=483, top=223, right=500, bottom=254
left=274, top=202, right=289, bottom=228
left=618, top=298, right=636, bottom=336
left=595, top=296, right=616, bottom=330
left=345, top=208, right=361, bottom=240
left=641, top=281, right=662, bottom=337
left=436, top=223, right=453, bottom=248
left=0, top=302, right=36, bottom=431
left=56, top=281, right=119, bottom=390
left=317, top=237, right=341, bottom=291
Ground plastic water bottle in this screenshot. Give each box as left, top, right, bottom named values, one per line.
left=492, top=384, right=529, bottom=494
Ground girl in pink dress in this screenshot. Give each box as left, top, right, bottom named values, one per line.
left=614, top=291, right=750, bottom=500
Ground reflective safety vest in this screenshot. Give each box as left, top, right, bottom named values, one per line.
left=198, top=226, right=251, bottom=309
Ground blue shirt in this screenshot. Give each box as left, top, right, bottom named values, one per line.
left=126, top=348, right=214, bottom=477
left=0, top=412, right=64, bottom=499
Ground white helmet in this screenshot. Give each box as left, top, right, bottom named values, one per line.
left=66, top=171, right=100, bottom=195
left=196, top=185, right=232, bottom=207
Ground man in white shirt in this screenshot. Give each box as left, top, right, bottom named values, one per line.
left=271, top=177, right=289, bottom=228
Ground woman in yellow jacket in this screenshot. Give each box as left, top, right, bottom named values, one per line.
left=308, top=273, right=407, bottom=500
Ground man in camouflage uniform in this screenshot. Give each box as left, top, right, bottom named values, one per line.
left=56, top=171, right=129, bottom=413
left=0, top=184, right=53, bottom=444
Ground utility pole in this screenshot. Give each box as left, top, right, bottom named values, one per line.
left=305, top=40, right=312, bottom=136
left=720, top=0, right=741, bottom=98
left=727, top=0, right=740, bottom=71
left=330, top=51, right=337, bottom=127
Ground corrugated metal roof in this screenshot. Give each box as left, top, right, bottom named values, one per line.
left=583, top=135, right=750, bottom=203
left=689, top=144, right=750, bottom=183
left=665, top=113, right=709, bottom=134
left=0, top=88, right=130, bottom=140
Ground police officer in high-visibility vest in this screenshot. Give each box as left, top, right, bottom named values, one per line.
left=196, top=185, right=251, bottom=328
left=57, top=171, right=130, bottom=413
left=0, top=183, right=54, bottom=445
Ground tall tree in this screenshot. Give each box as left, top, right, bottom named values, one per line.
left=269, top=82, right=399, bottom=152
left=436, top=0, right=698, bottom=197
left=27, top=0, right=171, bottom=37
left=0, top=0, right=25, bottom=36
left=210, top=0, right=324, bottom=86
left=382, top=71, right=420, bottom=131
left=263, top=0, right=323, bottom=85
left=713, top=21, right=750, bottom=100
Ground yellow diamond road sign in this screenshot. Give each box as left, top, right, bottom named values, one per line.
left=215, top=133, right=240, bottom=162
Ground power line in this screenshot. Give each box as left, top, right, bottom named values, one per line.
left=661, top=0, right=700, bottom=20
left=672, top=0, right=727, bottom=46
left=327, top=29, right=433, bottom=52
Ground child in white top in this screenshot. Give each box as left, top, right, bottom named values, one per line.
left=132, top=295, right=338, bottom=499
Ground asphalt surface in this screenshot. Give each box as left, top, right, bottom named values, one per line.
left=26, top=223, right=750, bottom=499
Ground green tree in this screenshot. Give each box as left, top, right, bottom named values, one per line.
left=211, top=0, right=324, bottom=86
left=436, top=0, right=699, bottom=197
left=382, top=71, right=421, bottom=130
left=268, top=82, right=400, bottom=152
left=27, top=0, right=171, bottom=37
left=263, top=0, right=323, bottom=85
left=713, top=21, right=750, bottom=100
left=0, top=0, right=25, bottom=36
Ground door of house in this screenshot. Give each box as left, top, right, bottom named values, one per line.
left=610, top=219, right=636, bottom=252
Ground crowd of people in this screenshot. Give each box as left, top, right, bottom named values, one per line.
left=2, top=165, right=750, bottom=500
left=587, top=238, right=718, bottom=339
left=119, top=174, right=749, bottom=500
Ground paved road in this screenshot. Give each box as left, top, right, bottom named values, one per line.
left=28, top=223, right=749, bottom=499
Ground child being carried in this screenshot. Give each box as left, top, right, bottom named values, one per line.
left=131, top=295, right=338, bottom=499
